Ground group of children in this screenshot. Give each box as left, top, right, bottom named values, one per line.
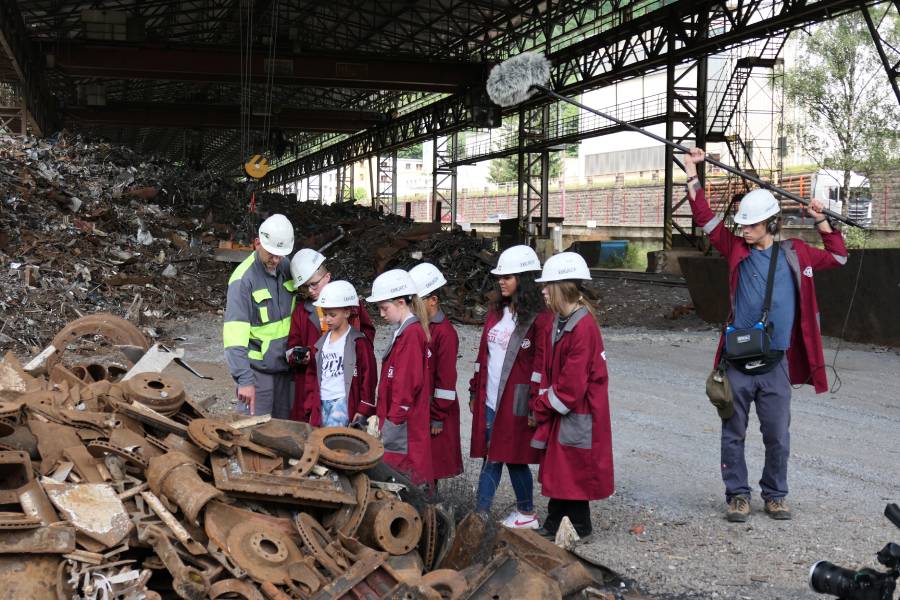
left=283, top=244, right=614, bottom=541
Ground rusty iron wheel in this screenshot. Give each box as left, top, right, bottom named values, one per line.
left=123, top=373, right=185, bottom=416
left=419, top=504, right=438, bottom=570
left=308, top=427, right=383, bottom=471
left=226, top=519, right=303, bottom=583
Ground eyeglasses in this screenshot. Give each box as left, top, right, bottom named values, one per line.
left=305, top=274, right=327, bottom=289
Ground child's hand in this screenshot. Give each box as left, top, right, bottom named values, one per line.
left=431, top=422, right=443, bottom=436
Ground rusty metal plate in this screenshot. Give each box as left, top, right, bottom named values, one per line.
left=0, top=554, right=61, bottom=598
left=43, top=482, right=133, bottom=548
left=209, top=453, right=354, bottom=508
left=0, top=525, right=76, bottom=554
left=460, top=551, right=561, bottom=600
left=204, top=501, right=299, bottom=548
left=437, top=512, right=491, bottom=571
left=249, top=419, right=312, bottom=458
left=209, top=578, right=266, bottom=600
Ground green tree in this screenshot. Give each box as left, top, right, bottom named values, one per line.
left=397, top=143, right=423, bottom=159
left=783, top=8, right=900, bottom=216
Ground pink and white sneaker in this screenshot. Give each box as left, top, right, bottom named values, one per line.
left=500, top=510, right=540, bottom=529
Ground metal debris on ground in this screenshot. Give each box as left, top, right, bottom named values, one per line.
left=0, top=317, right=623, bottom=599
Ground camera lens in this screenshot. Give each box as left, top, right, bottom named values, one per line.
left=809, top=561, right=858, bottom=597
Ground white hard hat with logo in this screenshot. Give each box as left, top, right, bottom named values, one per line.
left=290, top=248, right=326, bottom=286
left=258, top=214, right=294, bottom=256
left=536, top=252, right=592, bottom=283
left=491, top=245, right=541, bottom=275
left=408, top=263, right=447, bottom=297
left=366, top=269, right=419, bottom=303
left=734, top=189, right=780, bottom=225
left=314, top=280, right=359, bottom=308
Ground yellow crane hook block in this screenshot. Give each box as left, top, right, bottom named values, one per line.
left=244, top=154, right=270, bottom=178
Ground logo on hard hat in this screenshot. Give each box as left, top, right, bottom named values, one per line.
left=558, top=266, right=576, bottom=274
left=389, top=285, right=405, bottom=293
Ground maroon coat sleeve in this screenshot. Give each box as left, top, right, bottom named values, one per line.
left=357, top=299, right=376, bottom=345
left=527, top=311, right=553, bottom=414
left=356, top=336, right=378, bottom=417
left=431, top=323, right=459, bottom=425
left=536, top=322, right=594, bottom=417
left=287, top=302, right=305, bottom=350
left=805, top=229, right=849, bottom=271
left=687, top=187, right=742, bottom=259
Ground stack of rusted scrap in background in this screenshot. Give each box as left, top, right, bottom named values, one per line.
left=1, top=134, right=497, bottom=358
left=0, top=314, right=621, bottom=600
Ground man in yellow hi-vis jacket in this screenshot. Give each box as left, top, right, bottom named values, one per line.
left=223, top=214, right=296, bottom=417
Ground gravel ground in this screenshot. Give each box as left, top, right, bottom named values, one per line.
left=158, top=303, right=900, bottom=600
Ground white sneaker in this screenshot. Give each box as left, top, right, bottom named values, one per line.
left=500, top=510, right=540, bottom=529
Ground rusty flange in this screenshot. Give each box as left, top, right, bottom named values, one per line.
left=308, top=427, right=384, bottom=471
left=188, top=418, right=275, bottom=458
left=356, top=499, right=423, bottom=556
left=146, top=451, right=222, bottom=525
left=209, top=578, right=265, bottom=600
left=225, top=519, right=304, bottom=584
left=123, top=372, right=185, bottom=416
left=323, top=472, right=370, bottom=538
left=420, top=569, right=468, bottom=600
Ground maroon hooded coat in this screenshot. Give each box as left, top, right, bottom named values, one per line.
left=287, top=299, right=375, bottom=421
left=688, top=188, right=848, bottom=393
left=428, top=311, right=463, bottom=480
left=468, top=308, right=553, bottom=465
left=532, top=307, right=614, bottom=501
left=376, top=316, right=433, bottom=484
left=303, top=327, right=377, bottom=426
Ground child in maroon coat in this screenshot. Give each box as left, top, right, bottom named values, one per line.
left=304, top=280, right=377, bottom=427
left=532, top=252, right=614, bottom=541
left=409, top=263, right=463, bottom=488
left=367, top=269, right=434, bottom=485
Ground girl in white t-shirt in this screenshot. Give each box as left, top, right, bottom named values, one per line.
left=307, top=281, right=378, bottom=427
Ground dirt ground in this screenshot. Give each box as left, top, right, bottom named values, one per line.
left=156, top=281, right=900, bottom=600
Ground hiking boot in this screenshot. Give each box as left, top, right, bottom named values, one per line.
left=726, top=496, right=751, bottom=522
left=764, top=498, right=792, bottom=520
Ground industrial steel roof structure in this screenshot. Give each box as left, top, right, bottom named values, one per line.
left=1, top=0, right=896, bottom=245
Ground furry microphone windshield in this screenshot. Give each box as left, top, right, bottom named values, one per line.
left=486, top=52, right=552, bottom=107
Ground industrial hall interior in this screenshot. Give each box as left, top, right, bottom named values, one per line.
left=1, top=1, right=899, bottom=599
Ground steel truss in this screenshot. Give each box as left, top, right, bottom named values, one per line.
left=432, top=134, right=458, bottom=225
left=376, top=152, right=398, bottom=214
left=262, top=0, right=871, bottom=191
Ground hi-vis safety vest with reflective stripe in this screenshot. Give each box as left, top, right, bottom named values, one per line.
left=223, top=252, right=296, bottom=386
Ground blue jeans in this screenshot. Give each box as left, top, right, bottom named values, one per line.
left=476, top=406, right=534, bottom=513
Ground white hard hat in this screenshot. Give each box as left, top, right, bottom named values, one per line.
left=258, top=214, right=294, bottom=256
left=366, top=269, right=418, bottom=303
left=290, top=248, right=326, bottom=286
left=535, top=252, right=592, bottom=283
left=314, top=280, right=359, bottom=308
left=408, top=263, right=447, bottom=297
left=734, top=189, right=780, bottom=225
left=491, top=245, right=541, bottom=275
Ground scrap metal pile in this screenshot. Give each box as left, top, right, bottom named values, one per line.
left=1, top=134, right=496, bottom=358
left=246, top=193, right=497, bottom=324
left=0, top=315, right=620, bottom=600
left=0, top=133, right=234, bottom=354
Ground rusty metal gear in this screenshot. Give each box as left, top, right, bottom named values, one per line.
left=323, top=472, right=370, bottom=538
left=123, top=373, right=185, bottom=416
left=356, top=499, right=423, bottom=556
left=308, top=427, right=383, bottom=471
left=225, top=519, right=304, bottom=584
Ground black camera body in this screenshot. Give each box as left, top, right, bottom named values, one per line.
left=289, top=346, right=310, bottom=365
left=810, top=503, right=900, bottom=600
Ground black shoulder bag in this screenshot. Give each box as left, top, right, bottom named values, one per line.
left=724, top=243, right=783, bottom=372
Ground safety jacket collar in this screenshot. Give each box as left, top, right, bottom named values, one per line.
left=382, top=315, right=419, bottom=360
